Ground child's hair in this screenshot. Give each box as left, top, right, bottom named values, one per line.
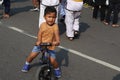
left=44, top=6, right=57, bottom=16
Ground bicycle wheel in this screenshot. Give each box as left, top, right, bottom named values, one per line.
left=36, top=64, right=55, bottom=80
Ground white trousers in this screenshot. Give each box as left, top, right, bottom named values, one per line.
left=38, top=4, right=58, bottom=28
left=65, top=1, right=83, bottom=37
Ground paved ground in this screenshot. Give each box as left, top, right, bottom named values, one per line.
left=0, top=0, right=120, bottom=80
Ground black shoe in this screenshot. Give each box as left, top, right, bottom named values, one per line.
left=60, top=15, right=65, bottom=22
left=74, top=31, right=79, bottom=37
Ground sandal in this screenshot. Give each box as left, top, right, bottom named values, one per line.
left=112, top=24, right=120, bottom=28
left=103, top=21, right=109, bottom=25
left=66, top=35, right=74, bottom=41
left=67, top=37, right=73, bottom=41
left=3, top=14, right=10, bottom=19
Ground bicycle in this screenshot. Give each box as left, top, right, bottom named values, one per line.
left=36, top=42, right=58, bottom=80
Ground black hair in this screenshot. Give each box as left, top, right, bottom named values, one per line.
left=44, top=6, right=57, bottom=16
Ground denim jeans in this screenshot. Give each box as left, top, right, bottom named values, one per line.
left=3, top=0, right=10, bottom=14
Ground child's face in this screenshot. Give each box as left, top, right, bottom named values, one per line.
left=44, top=12, right=56, bottom=26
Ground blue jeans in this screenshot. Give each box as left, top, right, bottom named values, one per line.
left=32, top=45, right=56, bottom=59
left=3, top=0, right=10, bottom=14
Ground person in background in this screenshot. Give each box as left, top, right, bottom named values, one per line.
left=83, top=0, right=94, bottom=8
left=92, top=0, right=107, bottom=22
left=2, top=0, right=10, bottom=18
left=21, top=6, right=61, bottom=78
left=103, top=0, right=120, bottom=27
left=59, top=0, right=66, bottom=22
left=30, top=0, right=40, bottom=11
left=65, top=0, right=83, bottom=41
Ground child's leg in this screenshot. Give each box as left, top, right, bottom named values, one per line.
left=48, top=50, right=61, bottom=78
left=26, top=52, right=39, bottom=63
left=50, top=57, right=59, bottom=68
left=26, top=45, right=41, bottom=63
left=50, top=57, right=61, bottom=78
left=22, top=45, right=41, bottom=72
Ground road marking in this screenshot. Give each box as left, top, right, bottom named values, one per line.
left=9, top=27, right=37, bottom=38
left=5, top=26, right=120, bottom=72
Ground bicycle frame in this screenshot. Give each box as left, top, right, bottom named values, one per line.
left=40, top=43, right=51, bottom=65
left=36, top=43, right=56, bottom=80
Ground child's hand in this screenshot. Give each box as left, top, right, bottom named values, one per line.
left=52, top=42, right=60, bottom=46
left=35, top=41, right=41, bottom=46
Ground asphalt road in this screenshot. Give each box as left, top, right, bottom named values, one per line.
left=0, top=0, right=120, bottom=80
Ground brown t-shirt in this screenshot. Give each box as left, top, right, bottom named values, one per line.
left=40, top=22, right=59, bottom=50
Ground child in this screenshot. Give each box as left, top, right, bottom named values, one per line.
left=21, top=6, right=61, bottom=78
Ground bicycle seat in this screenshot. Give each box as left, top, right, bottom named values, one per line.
left=40, top=43, right=52, bottom=46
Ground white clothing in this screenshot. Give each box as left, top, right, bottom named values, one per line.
left=41, top=0, right=59, bottom=6
left=106, top=0, right=109, bottom=5
left=66, top=0, right=83, bottom=11
left=0, top=0, right=3, bottom=5
left=38, top=0, right=59, bottom=27
left=65, top=0, right=83, bottom=37
left=59, top=0, right=66, bottom=17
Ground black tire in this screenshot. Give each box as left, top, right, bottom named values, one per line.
left=36, top=64, right=55, bottom=80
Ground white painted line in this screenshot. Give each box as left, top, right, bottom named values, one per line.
left=5, top=26, right=120, bottom=72
left=59, top=46, right=120, bottom=71
left=8, top=27, right=37, bottom=39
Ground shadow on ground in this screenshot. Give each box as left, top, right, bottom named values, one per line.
left=113, top=74, right=120, bottom=80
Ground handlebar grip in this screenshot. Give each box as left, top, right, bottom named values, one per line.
left=40, top=43, right=52, bottom=46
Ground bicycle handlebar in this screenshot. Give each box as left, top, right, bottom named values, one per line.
left=40, top=42, right=52, bottom=46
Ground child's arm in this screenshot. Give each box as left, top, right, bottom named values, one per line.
left=52, top=26, right=60, bottom=46
left=35, top=28, right=42, bottom=46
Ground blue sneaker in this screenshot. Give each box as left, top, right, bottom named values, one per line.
left=54, top=69, right=61, bottom=78
left=21, top=64, right=30, bottom=72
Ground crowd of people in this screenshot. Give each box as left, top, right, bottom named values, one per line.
left=84, top=0, right=120, bottom=28
left=1, top=0, right=119, bottom=38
